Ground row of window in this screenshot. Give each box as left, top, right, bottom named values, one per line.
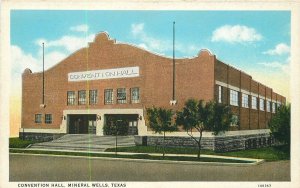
left=67, top=87, right=140, bottom=105
left=218, top=86, right=281, bottom=113
left=35, top=114, right=52, bottom=124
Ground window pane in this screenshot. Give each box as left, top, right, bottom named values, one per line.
left=252, top=96, right=257, bottom=109
left=78, top=90, right=86, bottom=105
left=45, top=114, right=52, bottom=124
left=218, top=86, right=222, bottom=103
left=272, top=102, right=276, bottom=113
left=242, top=93, right=249, bottom=108
left=267, top=101, right=271, bottom=112
left=104, top=89, right=113, bottom=104
left=230, top=90, right=238, bottom=106
left=117, top=88, right=126, bottom=104
left=35, top=114, right=42, bottom=123
left=67, top=91, right=75, bottom=105
left=89, top=90, right=98, bottom=105
left=131, top=87, right=140, bottom=103
left=260, top=98, right=265, bottom=111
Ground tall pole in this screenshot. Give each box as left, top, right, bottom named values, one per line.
left=172, top=21, right=175, bottom=101
left=42, top=42, right=45, bottom=105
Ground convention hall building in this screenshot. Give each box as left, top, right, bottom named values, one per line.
left=21, top=32, right=286, bottom=151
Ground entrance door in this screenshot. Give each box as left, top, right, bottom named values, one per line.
left=103, top=114, right=139, bottom=135
left=68, top=114, right=97, bottom=134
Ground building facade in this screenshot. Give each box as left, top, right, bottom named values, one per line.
left=20, top=32, right=285, bottom=150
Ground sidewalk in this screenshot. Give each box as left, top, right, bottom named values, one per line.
left=10, top=147, right=265, bottom=166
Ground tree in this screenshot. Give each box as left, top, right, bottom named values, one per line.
left=205, top=101, right=233, bottom=136
left=268, top=104, right=290, bottom=146
left=146, top=107, right=177, bottom=158
left=176, top=99, right=233, bottom=159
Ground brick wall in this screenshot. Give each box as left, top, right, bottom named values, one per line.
left=214, top=60, right=286, bottom=132
left=22, top=33, right=215, bottom=130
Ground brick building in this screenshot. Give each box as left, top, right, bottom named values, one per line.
left=20, top=32, right=285, bottom=150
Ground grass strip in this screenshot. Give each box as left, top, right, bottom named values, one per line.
left=9, top=149, right=253, bottom=164
left=105, top=145, right=290, bottom=162
left=9, top=137, right=41, bottom=148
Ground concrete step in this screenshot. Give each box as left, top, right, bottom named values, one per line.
left=28, top=134, right=135, bottom=152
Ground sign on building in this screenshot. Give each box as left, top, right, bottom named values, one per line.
left=68, top=66, right=139, bottom=82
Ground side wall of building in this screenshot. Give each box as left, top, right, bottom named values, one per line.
left=214, top=60, right=286, bottom=131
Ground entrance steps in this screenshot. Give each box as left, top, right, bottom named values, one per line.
left=29, top=134, right=135, bottom=152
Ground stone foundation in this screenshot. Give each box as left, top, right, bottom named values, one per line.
left=19, top=132, right=65, bottom=142
left=134, top=132, right=275, bottom=152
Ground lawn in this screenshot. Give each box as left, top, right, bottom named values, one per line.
left=9, top=137, right=289, bottom=162
left=105, top=145, right=290, bottom=161
left=9, top=137, right=41, bottom=148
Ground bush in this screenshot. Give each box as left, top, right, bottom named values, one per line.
left=269, top=104, right=290, bottom=146
left=9, top=137, right=40, bottom=148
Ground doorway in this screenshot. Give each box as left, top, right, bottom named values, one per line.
left=103, top=114, right=139, bottom=135
left=68, top=114, right=97, bottom=134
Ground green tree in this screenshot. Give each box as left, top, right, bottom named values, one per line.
left=146, top=107, right=177, bottom=158
left=205, top=101, right=233, bottom=136
left=176, top=99, right=233, bottom=159
left=269, top=104, right=291, bottom=146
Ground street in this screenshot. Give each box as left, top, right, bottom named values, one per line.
left=9, top=153, right=290, bottom=181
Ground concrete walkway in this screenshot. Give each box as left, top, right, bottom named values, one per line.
left=29, top=134, right=135, bottom=151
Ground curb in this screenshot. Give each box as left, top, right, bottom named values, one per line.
left=9, top=148, right=264, bottom=166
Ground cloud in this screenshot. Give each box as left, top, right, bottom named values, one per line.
left=10, top=45, right=68, bottom=94
left=258, top=57, right=290, bottom=75
left=131, top=23, right=171, bottom=54
left=11, top=45, right=40, bottom=75
left=70, top=24, right=89, bottom=33
left=211, top=25, right=262, bottom=43
left=131, top=23, right=144, bottom=36
left=35, top=34, right=95, bottom=53
left=263, top=43, right=290, bottom=55
left=130, top=23, right=202, bottom=57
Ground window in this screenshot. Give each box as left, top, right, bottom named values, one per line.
left=230, top=90, right=238, bottom=106
left=260, top=98, right=265, bottom=111
left=89, top=90, right=98, bottom=105
left=35, top=114, right=42, bottom=123
left=231, top=115, right=239, bottom=127
left=131, top=87, right=140, bottom=103
left=67, top=91, right=76, bottom=105
left=272, top=102, right=276, bottom=113
left=242, top=93, right=249, bottom=108
left=117, top=88, right=126, bottom=104
left=252, top=96, right=257, bottom=109
left=45, top=114, right=52, bottom=124
left=218, top=86, right=222, bottom=103
left=78, top=90, right=86, bottom=105
left=277, top=102, right=281, bottom=108
left=266, top=101, right=271, bottom=112
left=104, top=89, right=113, bottom=104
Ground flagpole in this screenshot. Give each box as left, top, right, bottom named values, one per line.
left=172, top=21, right=176, bottom=102
left=42, top=42, right=45, bottom=105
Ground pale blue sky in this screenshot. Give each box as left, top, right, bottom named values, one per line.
left=10, top=10, right=291, bottom=98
